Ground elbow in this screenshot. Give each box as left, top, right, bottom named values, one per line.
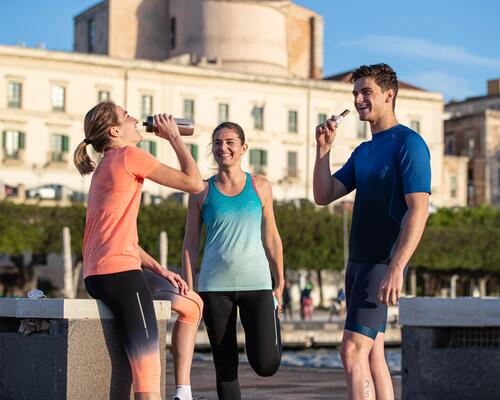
left=313, top=194, right=329, bottom=206
left=408, top=205, right=429, bottom=222
left=313, top=187, right=333, bottom=206
left=188, top=179, right=204, bottom=194
left=422, top=208, right=429, bottom=222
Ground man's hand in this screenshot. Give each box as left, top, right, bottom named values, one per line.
left=159, top=269, right=189, bottom=295
left=315, top=115, right=339, bottom=154
left=378, top=268, right=404, bottom=305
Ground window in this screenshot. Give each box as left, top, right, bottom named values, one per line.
left=50, top=134, right=69, bottom=162
left=467, top=184, right=475, bottom=206
left=357, top=120, right=368, bottom=139
left=445, top=136, right=455, bottom=155
left=249, top=149, right=267, bottom=174
left=170, top=17, right=176, bottom=49
left=141, top=95, right=153, bottom=119
left=87, top=18, right=96, bottom=53
left=450, top=176, right=457, bottom=199
left=410, top=120, right=420, bottom=132
left=51, top=85, right=65, bottom=112
left=98, top=90, right=110, bottom=102
left=468, top=167, right=474, bottom=182
left=288, top=110, right=298, bottom=133
left=187, top=143, right=198, bottom=161
left=252, top=106, right=264, bottom=130
left=8, top=82, right=22, bottom=108
left=218, top=103, right=229, bottom=123
left=138, top=140, right=157, bottom=156
left=287, top=151, right=298, bottom=178
left=2, top=130, right=25, bottom=160
left=467, top=137, right=475, bottom=158
left=183, top=99, right=195, bottom=121
left=318, top=113, right=327, bottom=124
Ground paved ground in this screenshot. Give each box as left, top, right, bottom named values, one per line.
left=166, top=360, right=402, bottom=400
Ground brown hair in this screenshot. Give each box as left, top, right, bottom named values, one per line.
left=351, top=63, right=399, bottom=109
left=73, top=101, right=119, bottom=175
left=212, top=121, right=246, bottom=145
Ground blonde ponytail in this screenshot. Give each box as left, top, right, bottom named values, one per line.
left=73, top=141, right=96, bottom=175
left=73, top=101, right=118, bottom=176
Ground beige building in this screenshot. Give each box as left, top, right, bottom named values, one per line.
left=445, top=79, right=500, bottom=206
left=74, top=0, right=323, bottom=79
left=0, top=0, right=456, bottom=208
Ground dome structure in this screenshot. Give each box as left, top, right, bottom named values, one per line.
left=169, top=0, right=290, bottom=76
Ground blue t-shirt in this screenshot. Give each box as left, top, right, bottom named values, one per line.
left=334, top=124, right=431, bottom=263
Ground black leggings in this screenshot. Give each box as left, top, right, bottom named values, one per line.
left=200, top=290, right=282, bottom=400
left=85, top=270, right=161, bottom=394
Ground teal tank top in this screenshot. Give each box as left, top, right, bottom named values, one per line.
left=198, top=172, right=272, bottom=292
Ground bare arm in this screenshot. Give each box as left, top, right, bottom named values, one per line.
left=138, top=246, right=189, bottom=294
left=255, top=176, right=285, bottom=309
left=147, top=114, right=203, bottom=194
left=313, top=116, right=349, bottom=205
left=378, top=192, right=430, bottom=305
left=181, top=186, right=206, bottom=290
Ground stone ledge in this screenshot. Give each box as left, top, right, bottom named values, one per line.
left=0, top=298, right=171, bottom=320
left=399, top=297, right=500, bottom=327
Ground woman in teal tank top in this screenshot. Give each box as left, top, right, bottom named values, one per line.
left=182, top=122, right=285, bottom=400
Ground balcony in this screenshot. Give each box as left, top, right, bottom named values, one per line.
left=48, top=151, right=68, bottom=166
left=250, top=165, right=267, bottom=176
left=284, top=167, right=299, bottom=179
left=1, top=149, right=24, bottom=165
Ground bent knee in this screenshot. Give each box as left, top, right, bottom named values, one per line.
left=174, top=291, right=203, bottom=325
left=254, top=364, right=279, bottom=377
left=251, top=359, right=280, bottom=377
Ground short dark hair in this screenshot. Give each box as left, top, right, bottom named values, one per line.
left=212, top=121, right=246, bottom=144
left=351, top=63, right=399, bottom=109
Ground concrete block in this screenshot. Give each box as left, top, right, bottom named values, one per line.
left=400, top=297, right=500, bottom=400
left=399, top=297, right=500, bottom=327
left=0, top=298, right=171, bottom=400
left=402, top=326, right=500, bottom=400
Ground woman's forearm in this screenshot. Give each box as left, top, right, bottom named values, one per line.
left=182, top=246, right=198, bottom=289
left=266, top=237, right=285, bottom=289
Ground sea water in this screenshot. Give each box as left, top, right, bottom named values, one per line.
left=194, top=348, right=401, bottom=372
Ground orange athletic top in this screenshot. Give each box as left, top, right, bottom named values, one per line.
left=82, top=146, right=161, bottom=278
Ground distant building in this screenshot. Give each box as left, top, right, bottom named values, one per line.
left=74, top=0, right=324, bottom=79
left=0, top=0, right=456, bottom=208
left=445, top=79, right=500, bottom=206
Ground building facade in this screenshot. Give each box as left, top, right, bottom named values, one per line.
left=445, top=79, right=500, bottom=206
left=0, top=44, right=450, bottom=206
left=0, top=0, right=455, bottom=208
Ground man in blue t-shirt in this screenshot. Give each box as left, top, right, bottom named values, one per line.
left=313, top=63, right=431, bottom=400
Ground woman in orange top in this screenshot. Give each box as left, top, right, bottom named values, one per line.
left=74, top=102, right=204, bottom=400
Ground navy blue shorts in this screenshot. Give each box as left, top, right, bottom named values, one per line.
left=344, top=262, right=389, bottom=340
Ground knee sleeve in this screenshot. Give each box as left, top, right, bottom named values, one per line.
left=172, top=290, right=203, bottom=326
left=145, top=269, right=204, bottom=326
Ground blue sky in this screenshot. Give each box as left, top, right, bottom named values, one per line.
left=1, top=0, right=498, bottom=101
